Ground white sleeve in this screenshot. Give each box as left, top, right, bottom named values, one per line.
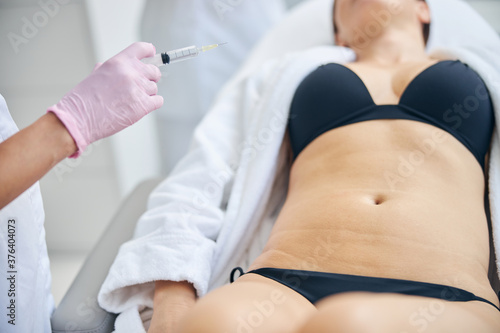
left=0, top=94, right=19, bottom=141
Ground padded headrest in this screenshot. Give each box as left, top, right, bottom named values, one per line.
left=236, top=0, right=500, bottom=76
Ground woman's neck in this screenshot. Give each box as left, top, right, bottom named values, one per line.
left=353, top=28, right=428, bottom=65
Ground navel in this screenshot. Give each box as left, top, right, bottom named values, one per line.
left=372, top=194, right=386, bottom=205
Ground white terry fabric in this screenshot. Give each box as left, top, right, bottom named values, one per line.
left=0, top=94, right=55, bottom=333
left=99, top=0, right=500, bottom=331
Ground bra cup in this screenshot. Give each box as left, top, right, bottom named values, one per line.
left=289, top=64, right=374, bottom=155
left=399, top=61, right=494, bottom=166
left=288, top=61, right=495, bottom=169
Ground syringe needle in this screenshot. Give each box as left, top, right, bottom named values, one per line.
left=200, top=42, right=228, bottom=53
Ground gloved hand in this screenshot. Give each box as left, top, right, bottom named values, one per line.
left=47, top=42, right=163, bottom=158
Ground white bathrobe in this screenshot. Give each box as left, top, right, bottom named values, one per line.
left=98, top=1, right=500, bottom=331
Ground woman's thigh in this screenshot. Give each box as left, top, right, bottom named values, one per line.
left=178, top=272, right=317, bottom=333
left=296, top=292, right=500, bottom=333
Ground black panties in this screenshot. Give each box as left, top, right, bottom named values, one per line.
left=230, top=267, right=500, bottom=311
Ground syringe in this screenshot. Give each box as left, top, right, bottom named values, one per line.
left=142, top=42, right=227, bottom=66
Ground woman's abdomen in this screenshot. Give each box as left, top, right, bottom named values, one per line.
left=249, top=120, right=495, bottom=303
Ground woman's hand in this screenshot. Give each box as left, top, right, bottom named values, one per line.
left=47, top=42, right=164, bottom=158
left=148, top=281, right=197, bottom=333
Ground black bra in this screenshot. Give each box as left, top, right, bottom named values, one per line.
left=288, top=60, right=495, bottom=170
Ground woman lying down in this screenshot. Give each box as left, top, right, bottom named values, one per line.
left=144, top=0, right=500, bottom=332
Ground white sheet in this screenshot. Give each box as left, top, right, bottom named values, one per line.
left=98, top=0, right=500, bottom=331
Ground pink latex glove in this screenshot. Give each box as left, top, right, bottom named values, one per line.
left=47, top=42, right=163, bottom=158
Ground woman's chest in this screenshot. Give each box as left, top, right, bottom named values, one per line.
left=343, top=60, right=439, bottom=105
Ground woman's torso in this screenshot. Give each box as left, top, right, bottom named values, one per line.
left=248, top=59, right=499, bottom=306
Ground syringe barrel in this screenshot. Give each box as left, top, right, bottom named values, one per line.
left=167, top=45, right=199, bottom=64
left=141, top=53, right=164, bottom=66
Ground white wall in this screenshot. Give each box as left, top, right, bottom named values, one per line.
left=466, top=0, right=500, bottom=33
left=85, top=0, right=162, bottom=197
left=0, top=0, right=121, bottom=252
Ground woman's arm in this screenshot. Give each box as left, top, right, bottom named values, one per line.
left=148, top=281, right=197, bottom=333
left=0, top=113, right=76, bottom=209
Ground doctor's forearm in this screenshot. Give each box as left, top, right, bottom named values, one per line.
left=0, top=112, right=77, bottom=209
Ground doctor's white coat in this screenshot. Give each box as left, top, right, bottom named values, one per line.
left=0, top=94, right=54, bottom=333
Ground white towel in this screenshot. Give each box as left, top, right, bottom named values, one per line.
left=98, top=0, right=500, bottom=331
